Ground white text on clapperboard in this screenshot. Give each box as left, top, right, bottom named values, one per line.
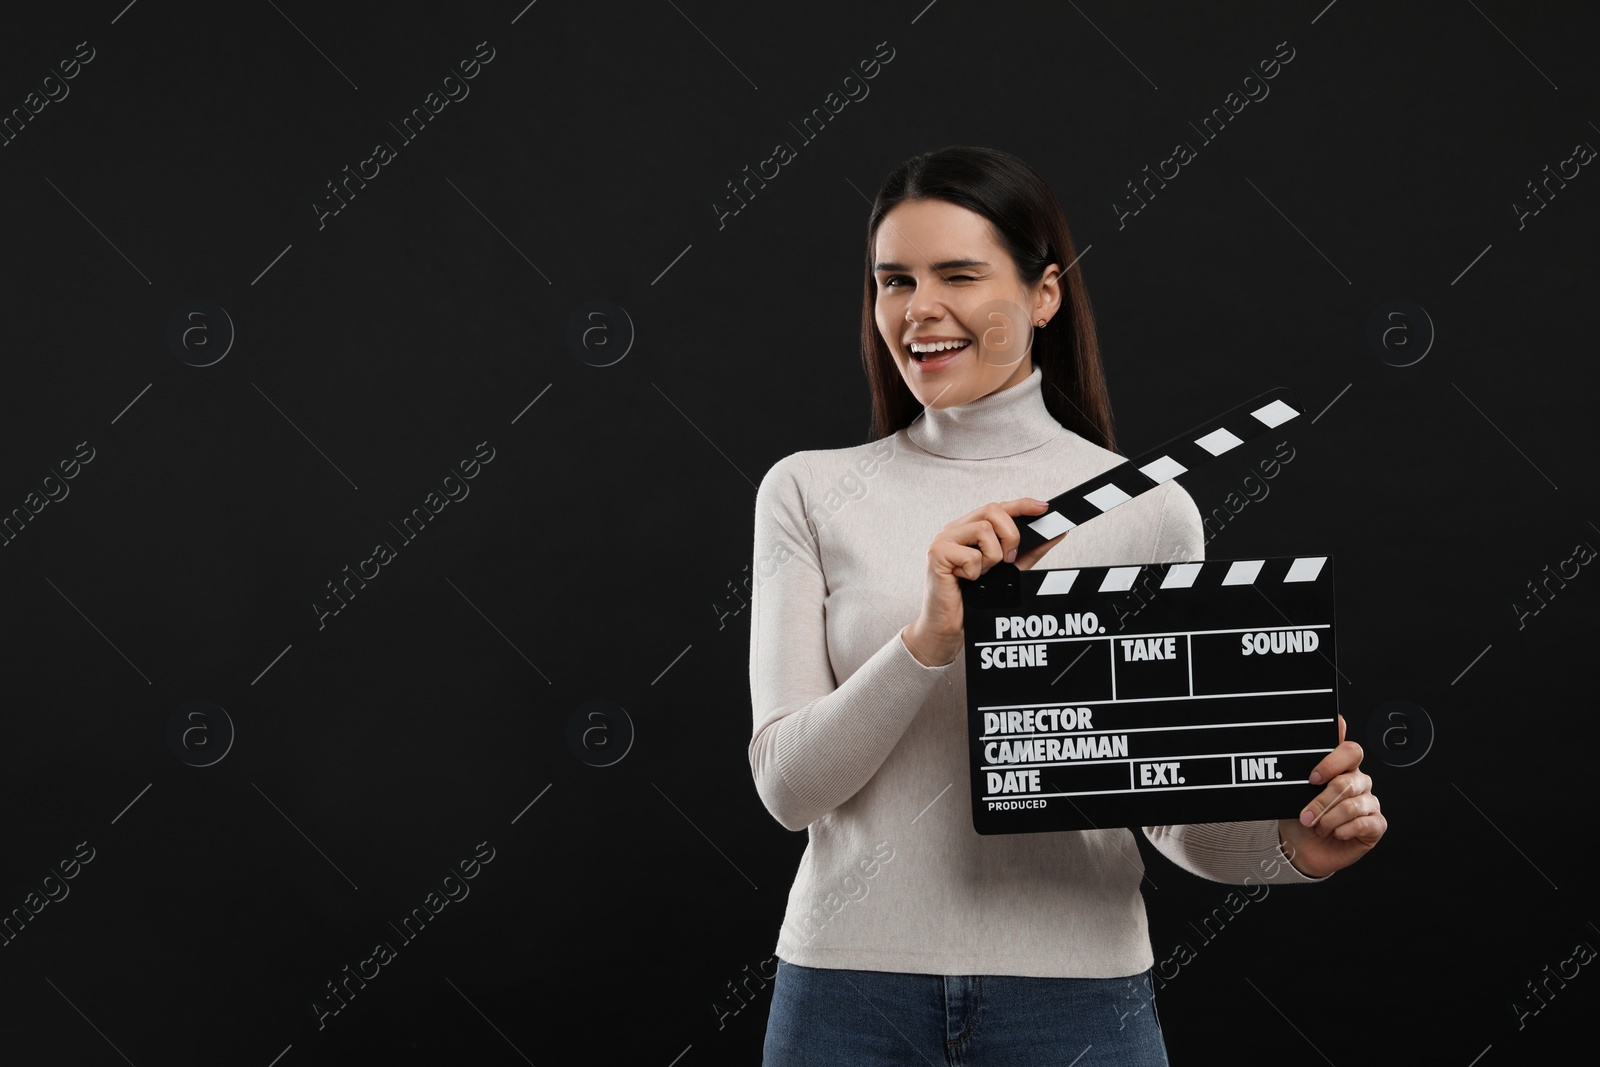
left=979, top=613, right=1324, bottom=804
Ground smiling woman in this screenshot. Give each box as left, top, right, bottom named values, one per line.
left=748, top=145, right=1386, bottom=1066
left=859, top=151, right=1114, bottom=452
left=872, top=198, right=1059, bottom=411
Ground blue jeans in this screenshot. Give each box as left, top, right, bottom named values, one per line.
left=761, top=959, right=1170, bottom=1067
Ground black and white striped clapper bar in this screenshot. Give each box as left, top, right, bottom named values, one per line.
left=959, top=388, right=1340, bottom=833
left=1015, top=388, right=1302, bottom=554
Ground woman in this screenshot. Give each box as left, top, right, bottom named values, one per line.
left=747, top=145, right=1385, bottom=1066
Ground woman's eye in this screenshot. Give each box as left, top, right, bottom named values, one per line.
left=882, top=274, right=974, bottom=287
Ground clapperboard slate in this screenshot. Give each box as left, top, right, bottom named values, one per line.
left=959, top=389, right=1340, bottom=834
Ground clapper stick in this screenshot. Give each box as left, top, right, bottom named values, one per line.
left=1015, top=387, right=1303, bottom=554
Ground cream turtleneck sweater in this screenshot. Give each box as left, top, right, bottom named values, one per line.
left=747, top=367, right=1322, bottom=978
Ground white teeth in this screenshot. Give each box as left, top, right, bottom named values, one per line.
left=909, top=340, right=970, bottom=355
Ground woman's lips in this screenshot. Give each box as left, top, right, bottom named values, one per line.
left=908, top=342, right=968, bottom=371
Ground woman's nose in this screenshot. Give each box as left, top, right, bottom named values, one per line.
left=905, top=284, right=945, bottom=324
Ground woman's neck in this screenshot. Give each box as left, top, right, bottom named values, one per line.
left=904, top=367, right=1062, bottom=460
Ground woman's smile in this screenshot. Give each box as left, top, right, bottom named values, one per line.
left=906, top=337, right=971, bottom=371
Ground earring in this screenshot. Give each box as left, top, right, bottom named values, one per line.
left=1036, top=318, right=1047, bottom=328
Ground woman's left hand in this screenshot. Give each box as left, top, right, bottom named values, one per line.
left=1276, top=714, right=1387, bottom=878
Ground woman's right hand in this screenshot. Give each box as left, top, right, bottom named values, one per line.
left=901, top=497, right=1066, bottom=667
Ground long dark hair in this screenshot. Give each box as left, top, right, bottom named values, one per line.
left=859, top=145, right=1116, bottom=451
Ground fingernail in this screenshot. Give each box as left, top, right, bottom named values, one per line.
left=1004, top=548, right=1017, bottom=563
left=1309, top=770, right=1325, bottom=785
left=1300, top=809, right=1316, bottom=827
left=1033, top=499, right=1051, bottom=508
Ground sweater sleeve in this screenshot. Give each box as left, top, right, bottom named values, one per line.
left=747, top=452, right=956, bottom=831
left=1138, top=484, right=1330, bottom=885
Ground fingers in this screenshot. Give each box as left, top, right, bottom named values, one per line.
left=1305, top=795, right=1386, bottom=845
left=1297, top=731, right=1384, bottom=842
left=960, top=499, right=1052, bottom=558
left=939, top=499, right=1052, bottom=578
left=1328, top=809, right=1387, bottom=845
left=1298, top=765, right=1382, bottom=842
left=935, top=520, right=1003, bottom=580
left=1299, top=772, right=1375, bottom=827
left=1308, top=738, right=1362, bottom=786
left=1007, top=498, right=1060, bottom=568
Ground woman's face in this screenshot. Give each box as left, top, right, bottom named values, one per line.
left=873, top=198, right=1060, bottom=410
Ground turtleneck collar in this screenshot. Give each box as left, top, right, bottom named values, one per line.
left=904, top=367, right=1063, bottom=460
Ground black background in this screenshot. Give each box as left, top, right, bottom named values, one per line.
left=2, top=2, right=1595, bottom=1064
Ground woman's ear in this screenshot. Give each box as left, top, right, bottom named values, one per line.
left=1034, top=265, right=1064, bottom=325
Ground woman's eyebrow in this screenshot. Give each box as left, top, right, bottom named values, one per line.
left=873, top=258, right=990, bottom=272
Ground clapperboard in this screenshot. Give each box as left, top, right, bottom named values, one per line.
left=960, top=390, right=1340, bottom=834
